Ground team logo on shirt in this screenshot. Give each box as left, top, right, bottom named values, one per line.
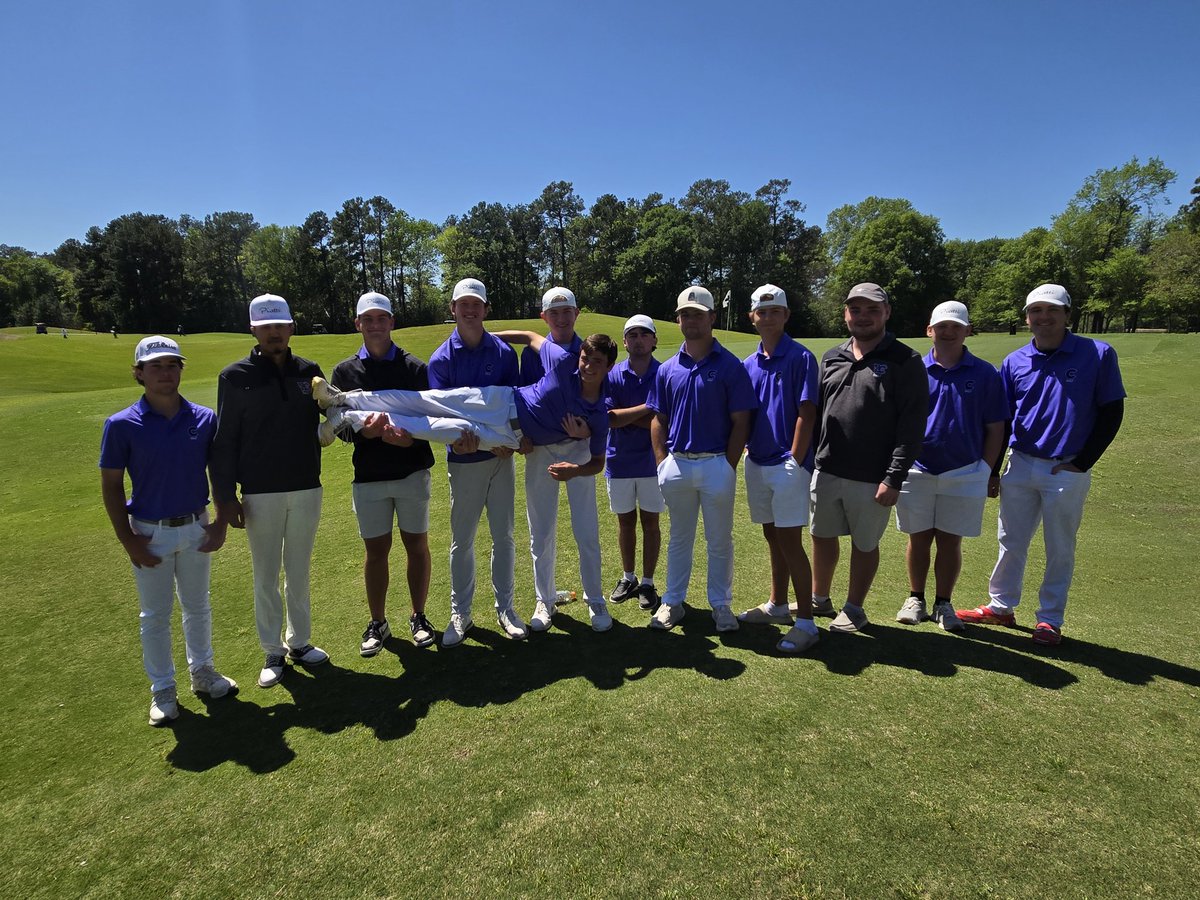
left=870, top=362, right=889, bottom=377
left=188, top=426, right=200, bottom=439
left=297, top=380, right=312, bottom=394
left=706, top=369, right=717, bottom=382
left=484, top=363, right=494, bottom=375
left=963, top=379, right=976, bottom=394
left=1065, top=368, right=1078, bottom=382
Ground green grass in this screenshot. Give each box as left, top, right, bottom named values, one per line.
left=1, top=322, right=1197, bottom=899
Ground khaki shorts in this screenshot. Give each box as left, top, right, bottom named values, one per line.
left=744, top=457, right=811, bottom=527
left=352, top=471, right=432, bottom=539
left=605, top=475, right=665, bottom=515
left=895, top=459, right=989, bottom=536
left=810, top=470, right=890, bottom=551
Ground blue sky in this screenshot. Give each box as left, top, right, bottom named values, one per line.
left=3, top=0, right=1197, bottom=253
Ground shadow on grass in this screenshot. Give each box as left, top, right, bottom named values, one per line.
left=165, top=606, right=745, bottom=774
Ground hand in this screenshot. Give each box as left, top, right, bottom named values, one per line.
left=123, top=532, right=162, bottom=569
left=561, top=414, right=591, bottom=440
left=874, top=483, right=899, bottom=507
left=218, top=499, right=245, bottom=529
left=548, top=462, right=576, bottom=482
left=359, top=412, right=389, bottom=439
left=381, top=423, right=414, bottom=447
left=517, top=435, right=534, bottom=455
left=491, top=445, right=515, bottom=459
left=987, top=475, right=1001, bottom=498
left=451, top=429, right=480, bottom=455
left=199, top=519, right=227, bottom=553
left=1051, top=462, right=1083, bottom=475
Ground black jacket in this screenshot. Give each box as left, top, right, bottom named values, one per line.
left=211, top=347, right=323, bottom=500
left=331, top=346, right=435, bottom=484
left=814, top=333, right=927, bottom=489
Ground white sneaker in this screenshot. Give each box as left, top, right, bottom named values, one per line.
left=737, top=601, right=794, bottom=625
left=649, top=603, right=684, bottom=630
left=442, top=613, right=474, bottom=648
left=496, top=608, right=528, bottom=640
left=933, top=600, right=964, bottom=633
left=588, top=602, right=613, bottom=632
left=713, top=605, right=739, bottom=632
left=190, top=665, right=236, bottom=698
left=318, top=417, right=341, bottom=447
left=148, top=687, right=179, bottom=726
left=258, top=653, right=286, bottom=688
left=287, top=644, right=329, bottom=666
left=529, top=601, right=556, bottom=632
left=896, top=596, right=928, bottom=625
left=311, top=377, right=346, bottom=410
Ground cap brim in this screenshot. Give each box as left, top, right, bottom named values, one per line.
left=454, top=292, right=487, bottom=303
left=139, top=352, right=185, bottom=362
left=676, top=302, right=713, bottom=313
left=252, top=318, right=294, bottom=325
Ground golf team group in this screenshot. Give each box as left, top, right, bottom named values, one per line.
left=100, top=277, right=1126, bottom=726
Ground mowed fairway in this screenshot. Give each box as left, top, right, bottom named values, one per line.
left=1, top=321, right=1196, bottom=899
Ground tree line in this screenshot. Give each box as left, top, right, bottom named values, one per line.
left=3, top=157, right=1197, bottom=338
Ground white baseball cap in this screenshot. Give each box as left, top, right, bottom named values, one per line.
left=676, top=286, right=715, bottom=313
left=134, top=335, right=185, bottom=365
left=541, top=287, right=577, bottom=311
left=623, top=314, right=657, bottom=335
left=356, top=291, right=393, bottom=316
left=750, top=284, right=788, bottom=311
left=249, top=294, right=294, bottom=325
left=1024, top=283, right=1071, bottom=311
left=452, top=278, right=488, bottom=304
left=929, top=301, right=970, bottom=327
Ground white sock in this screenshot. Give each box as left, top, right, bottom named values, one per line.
left=624, top=570, right=637, bottom=582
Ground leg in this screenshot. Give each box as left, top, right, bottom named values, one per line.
left=447, top=461, right=487, bottom=618
left=1034, top=466, right=1091, bottom=628
left=485, top=456, right=517, bottom=611
left=363, top=532, right=393, bottom=623
left=617, top=510, right=638, bottom=574
left=398, top=529, right=431, bottom=615
left=774, top=524, right=813, bottom=618
left=243, top=492, right=289, bottom=656
left=524, top=445, right=560, bottom=606
left=988, top=453, right=1041, bottom=611
left=811, top=536, right=841, bottom=598
left=846, top=544, right=880, bottom=607
left=906, top=529, right=935, bottom=593
left=280, top=487, right=322, bottom=650
left=130, top=521, right=180, bottom=692
left=931, top=530, right=963, bottom=598
left=698, top=456, right=737, bottom=608
left=564, top=453, right=603, bottom=603
left=174, top=519, right=215, bottom=671
left=657, top=455, right=699, bottom=606
left=762, top=523, right=790, bottom=605
left=639, top=509, right=661, bottom=581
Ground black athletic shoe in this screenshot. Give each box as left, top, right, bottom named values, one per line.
left=409, top=613, right=435, bottom=648
left=610, top=576, right=639, bottom=604
left=360, top=619, right=390, bottom=657
left=637, top=584, right=661, bottom=612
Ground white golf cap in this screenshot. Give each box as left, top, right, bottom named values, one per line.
left=541, top=287, right=577, bottom=311
left=623, top=314, right=656, bottom=335
left=750, top=284, right=788, bottom=311
left=356, top=291, right=393, bottom=316
left=1024, top=283, right=1071, bottom=311
left=929, top=301, right=970, bottom=327
left=452, top=278, right=488, bottom=304
left=249, top=294, right=294, bottom=325
left=676, top=286, right=715, bottom=313
left=134, top=335, right=185, bottom=365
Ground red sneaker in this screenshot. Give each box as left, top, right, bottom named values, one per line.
left=1032, top=622, right=1062, bottom=646
left=956, top=605, right=1017, bottom=627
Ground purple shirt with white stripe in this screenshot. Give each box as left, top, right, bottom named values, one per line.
left=1002, top=332, right=1126, bottom=459
left=648, top=339, right=758, bottom=455
left=743, top=333, right=819, bottom=469
left=915, top=347, right=1009, bottom=475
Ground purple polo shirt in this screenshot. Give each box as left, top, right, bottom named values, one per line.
left=605, top=357, right=660, bottom=478
left=648, top=338, right=758, bottom=455
left=513, top=341, right=608, bottom=456
left=743, top=334, right=819, bottom=469
left=428, top=328, right=520, bottom=463
left=99, top=397, right=214, bottom=520
left=1002, top=332, right=1126, bottom=459
left=915, top=347, right=1008, bottom=475
left=520, top=333, right=582, bottom=386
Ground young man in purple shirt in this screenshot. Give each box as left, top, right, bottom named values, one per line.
left=958, top=284, right=1125, bottom=645
left=315, top=331, right=619, bottom=633
left=647, top=286, right=757, bottom=632
left=329, top=292, right=436, bottom=657
left=894, top=301, right=1008, bottom=633
left=100, top=336, right=235, bottom=726
left=427, top=278, right=526, bottom=647
left=604, top=315, right=664, bottom=611
left=736, top=285, right=822, bottom=653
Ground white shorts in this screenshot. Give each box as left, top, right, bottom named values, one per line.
left=744, top=457, right=811, bottom=527
left=810, top=470, right=890, bottom=551
left=606, top=475, right=665, bottom=515
left=351, top=470, right=432, bottom=539
left=895, top=459, right=990, bottom=536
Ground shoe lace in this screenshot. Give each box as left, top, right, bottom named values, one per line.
left=265, top=654, right=286, bottom=668
left=411, top=614, right=431, bottom=634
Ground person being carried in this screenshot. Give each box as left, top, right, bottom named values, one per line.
left=314, top=331, right=619, bottom=633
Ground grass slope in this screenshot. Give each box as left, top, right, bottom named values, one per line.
left=0, top=323, right=1196, bottom=899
